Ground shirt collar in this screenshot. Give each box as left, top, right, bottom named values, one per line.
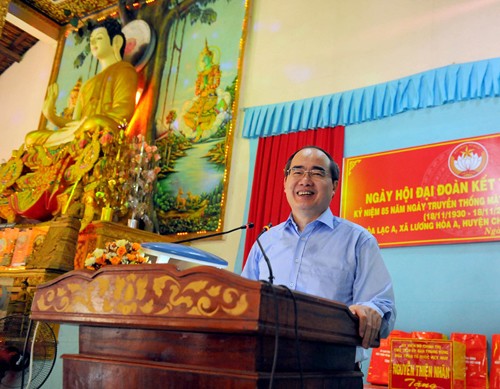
left=285, top=208, right=336, bottom=232
left=316, top=208, right=336, bottom=230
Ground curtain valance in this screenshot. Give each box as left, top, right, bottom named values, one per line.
left=242, top=57, right=500, bottom=138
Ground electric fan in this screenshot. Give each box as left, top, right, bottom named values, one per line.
left=0, top=314, right=57, bottom=389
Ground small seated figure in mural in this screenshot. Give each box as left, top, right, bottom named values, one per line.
left=175, top=188, right=187, bottom=210
left=0, top=18, right=138, bottom=225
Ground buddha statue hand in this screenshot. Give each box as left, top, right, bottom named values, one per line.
left=75, top=115, right=120, bottom=139
left=44, top=114, right=120, bottom=148
left=43, top=117, right=86, bottom=148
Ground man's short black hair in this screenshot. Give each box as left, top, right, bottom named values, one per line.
left=284, top=145, right=340, bottom=183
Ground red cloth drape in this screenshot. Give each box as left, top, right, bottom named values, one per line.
left=243, top=126, right=345, bottom=267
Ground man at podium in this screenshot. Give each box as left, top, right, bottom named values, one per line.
left=242, top=146, right=396, bottom=365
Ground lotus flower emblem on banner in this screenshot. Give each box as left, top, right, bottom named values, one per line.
left=449, top=142, right=488, bottom=178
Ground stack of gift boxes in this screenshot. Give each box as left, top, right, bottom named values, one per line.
left=368, top=330, right=499, bottom=388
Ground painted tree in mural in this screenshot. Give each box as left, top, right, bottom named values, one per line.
left=121, top=0, right=222, bottom=136
left=121, top=0, right=239, bottom=235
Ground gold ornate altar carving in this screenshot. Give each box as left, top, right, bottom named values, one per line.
left=1, top=218, right=175, bottom=318
left=0, top=267, right=65, bottom=318
left=26, top=214, right=81, bottom=272
left=0, top=18, right=139, bottom=228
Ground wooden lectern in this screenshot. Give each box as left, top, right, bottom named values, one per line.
left=31, top=265, right=372, bottom=388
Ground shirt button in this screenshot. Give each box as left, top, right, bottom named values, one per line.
left=295, top=258, right=299, bottom=263
left=289, top=282, right=294, bottom=287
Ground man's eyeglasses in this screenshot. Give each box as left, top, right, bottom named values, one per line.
left=286, top=167, right=329, bottom=179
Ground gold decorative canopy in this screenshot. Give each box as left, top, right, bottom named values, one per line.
left=18, top=0, right=117, bottom=25
left=0, top=0, right=11, bottom=37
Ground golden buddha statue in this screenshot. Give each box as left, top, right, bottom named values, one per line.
left=26, top=19, right=138, bottom=148
left=0, top=18, right=138, bottom=224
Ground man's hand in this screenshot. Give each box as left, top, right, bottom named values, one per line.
left=349, top=304, right=382, bottom=349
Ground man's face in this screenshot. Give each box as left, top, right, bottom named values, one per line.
left=284, top=148, right=338, bottom=221
left=90, top=27, right=112, bottom=60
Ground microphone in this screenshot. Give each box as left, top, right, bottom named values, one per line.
left=260, top=223, right=272, bottom=235
left=174, top=222, right=254, bottom=244
left=256, top=223, right=274, bottom=284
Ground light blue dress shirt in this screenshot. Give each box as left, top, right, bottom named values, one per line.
left=241, top=208, right=396, bottom=361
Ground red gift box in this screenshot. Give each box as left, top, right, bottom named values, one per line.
left=450, top=333, right=488, bottom=389
left=492, top=334, right=500, bottom=389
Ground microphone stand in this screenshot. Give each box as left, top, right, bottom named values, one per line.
left=256, top=224, right=274, bottom=284
left=175, top=223, right=254, bottom=244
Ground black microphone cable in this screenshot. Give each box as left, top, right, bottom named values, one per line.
left=256, top=223, right=274, bottom=284
left=255, top=223, right=278, bottom=388
left=261, top=279, right=279, bottom=389
left=255, top=224, right=303, bottom=388
left=174, top=222, right=254, bottom=244
left=281, top=285, right=304, bottom=389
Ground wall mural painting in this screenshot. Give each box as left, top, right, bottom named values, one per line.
left=44, top=0, right=250, bottom=237
left=145, top=0, right=250, bottom=236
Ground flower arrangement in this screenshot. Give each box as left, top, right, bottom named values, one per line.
left=127, top=135, right=162, bottom=230
left=84, top=239, right=150, bottom=270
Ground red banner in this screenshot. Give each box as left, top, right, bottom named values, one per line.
left=341, top=134, right=500, bottom=247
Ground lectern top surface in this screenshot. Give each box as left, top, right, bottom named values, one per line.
left=141, top=242, right=228, bottom=268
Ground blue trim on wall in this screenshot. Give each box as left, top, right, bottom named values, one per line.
left=243, top=57, right=500, bottom=138
left=345, top=96, right=500, bottom=156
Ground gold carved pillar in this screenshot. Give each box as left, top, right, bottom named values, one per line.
left=0, top=0, right=10, bottom=37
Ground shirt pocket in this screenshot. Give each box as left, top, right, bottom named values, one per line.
left=298, top=261, right=353, bottom=302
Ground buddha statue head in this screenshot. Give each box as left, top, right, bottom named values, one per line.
left=89, top=18, right=126, bottom=63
